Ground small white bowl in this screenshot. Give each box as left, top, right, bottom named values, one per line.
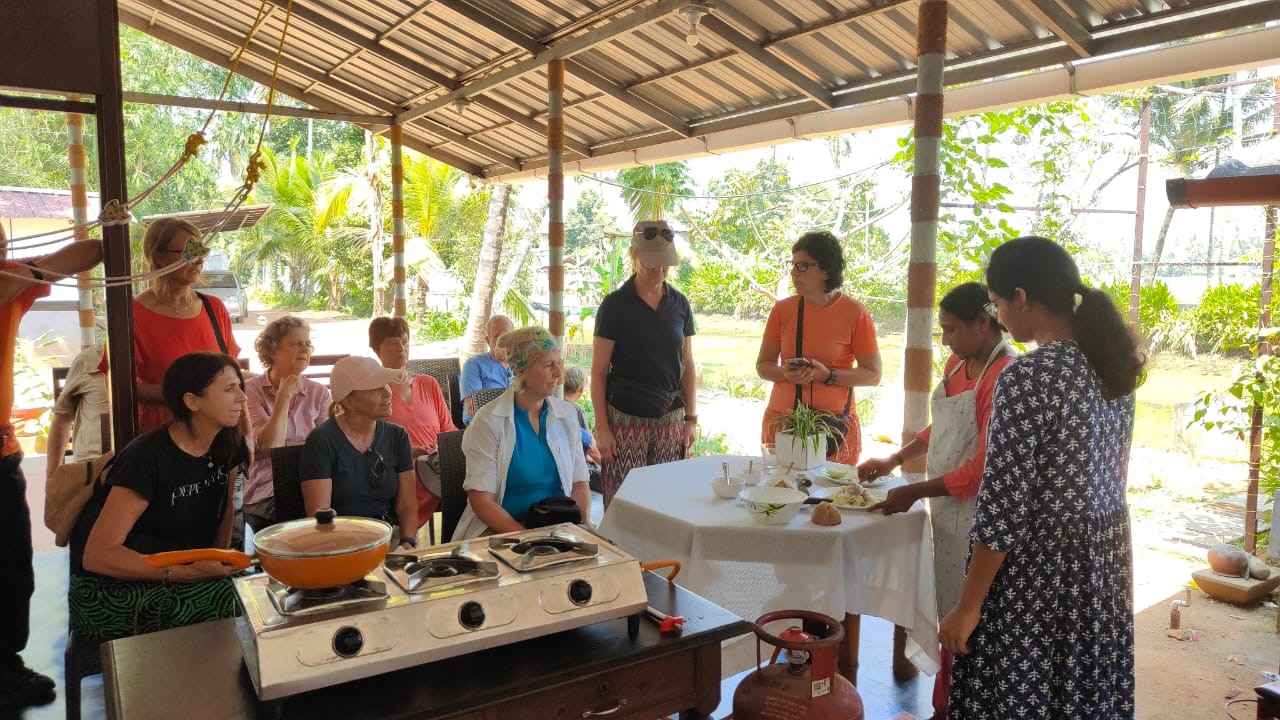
left=734, top=470, right=766, bottom=487
left=711, top=476, right=746, bottom=499
left=741, top=486, right=807, bottom=525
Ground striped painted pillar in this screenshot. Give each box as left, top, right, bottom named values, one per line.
left=902, top=0, right=948, bottom=477
left=66, top=101, right=96, bottom=348
left=547, top=59, right=566, bottom=351
left=390, top=120, right=407, bottom=318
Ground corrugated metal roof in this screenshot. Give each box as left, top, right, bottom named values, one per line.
left=118, top=0, right=1280, bottom=180
left=0, top=187, right=100, bottom=221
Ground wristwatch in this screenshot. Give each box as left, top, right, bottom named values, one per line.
left=824, top=369, right=838, bottom=385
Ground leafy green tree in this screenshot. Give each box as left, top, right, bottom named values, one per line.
left=614, top=162, right=693, bottom=223
left=564, top=188, right=620, bottom=255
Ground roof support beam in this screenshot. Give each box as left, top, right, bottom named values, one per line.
left=122, top=91, right=388, bottom=124
left=698, top=16, right=833, bottom=109
left=566, top=61, right=691, bottom=136
left=1019, top=0, right=1095, bottom=56
left=398, top=0, right=690, bottom=124
left=759, top=0, right=915, bottom=46
left=118, top=7, right=484, bottom=175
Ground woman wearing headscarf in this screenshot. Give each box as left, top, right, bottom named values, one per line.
left=591, top=220, right=697, bottom=507
left=939, top=236, right=1145, bottom=719
left=454, top=327, right=590, bottom=540
left=755, top=231, right=881, bottom=464
left=857, top=282, right=1013, bottom=717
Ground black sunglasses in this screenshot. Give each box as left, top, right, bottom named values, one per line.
left=641, top=226, right=674, bottom=243
left=366, top=449, right=386, bottom=489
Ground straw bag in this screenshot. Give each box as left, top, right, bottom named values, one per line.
left=43, top=451, right=114, bottom=547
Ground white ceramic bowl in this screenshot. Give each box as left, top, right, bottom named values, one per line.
left=710, top=477, right=746, bottom=499
left=734, top=470, right=766, bottom=487
left=741, top=486, right=808, bottom=525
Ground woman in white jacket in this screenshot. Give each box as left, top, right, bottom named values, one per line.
left=453, top=326, right=591, bottom=540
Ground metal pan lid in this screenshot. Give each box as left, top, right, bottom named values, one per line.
left=253, top=508, right=392, bottom=558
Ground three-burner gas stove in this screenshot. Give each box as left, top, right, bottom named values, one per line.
left=233, top=524, right=649, bottom=700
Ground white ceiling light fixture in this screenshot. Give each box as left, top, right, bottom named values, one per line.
left=680, top=2, right=715, bottom=47
left=453, top=97, right=470, bottom=116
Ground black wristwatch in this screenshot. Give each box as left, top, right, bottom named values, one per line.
left=399, top=537, right=417, bottom=548
left=25, top=263, right=44, bottom=282
left=824, top=369, right=838, bottom=385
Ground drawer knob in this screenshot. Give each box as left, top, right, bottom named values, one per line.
left=582, top=698, right=628, bottom=717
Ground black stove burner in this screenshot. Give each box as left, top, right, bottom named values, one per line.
left=267, top=577, right=388, bottom=617
left=410, top=558, right=474, bottom=578
left=510, top=538, right=580, bottom=555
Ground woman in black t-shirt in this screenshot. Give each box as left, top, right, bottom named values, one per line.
left=70, top=352, right=249, bottom=642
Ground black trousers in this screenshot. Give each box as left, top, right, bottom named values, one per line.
left=0, top=451, right=33, bottom=663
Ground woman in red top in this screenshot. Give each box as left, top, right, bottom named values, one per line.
left=132, top=218, right=241, bottom=434
left=857, top=281, right=1014, bottom=719
left=369, top=317, right=456, bottom=533
left=756, top=231, right=882, bottom=464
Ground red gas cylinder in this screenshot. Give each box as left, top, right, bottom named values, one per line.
left=733, top=610, right=864, bottom=720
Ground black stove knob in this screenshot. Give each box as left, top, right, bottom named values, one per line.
left=568, top=579, right=593, bottom=606
left=459, top=601, right=485, bottom=629
left=332, top=626, right=363, bottom=657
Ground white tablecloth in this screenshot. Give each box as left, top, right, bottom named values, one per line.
left=598, top=454, right=940, bottom=674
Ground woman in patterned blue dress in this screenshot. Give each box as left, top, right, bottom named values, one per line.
left=939, top=236, right=1146, bottom=719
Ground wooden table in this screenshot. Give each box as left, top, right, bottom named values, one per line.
left=102, top=572, right=752, bottom=720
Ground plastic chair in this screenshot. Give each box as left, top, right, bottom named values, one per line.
left=436, top=430, right=467, bottom=542
left=270, top=446, right=307, bottom=523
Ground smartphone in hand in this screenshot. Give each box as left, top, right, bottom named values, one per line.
left=786, top=357, right=810, bottom=367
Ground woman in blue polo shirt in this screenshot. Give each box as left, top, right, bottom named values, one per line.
left=590, top=220, right=698, bottom=508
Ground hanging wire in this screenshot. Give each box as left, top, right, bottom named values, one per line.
left=582, top=157, right=893, bottom=201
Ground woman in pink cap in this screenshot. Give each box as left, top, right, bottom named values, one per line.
left=299, top=356, right=418, bottom=551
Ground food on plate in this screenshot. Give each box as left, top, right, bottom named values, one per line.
left=824, top=463, right=853, bottom=481
left=773, top=478, right=792, bottom=489
left=811, top=502, right=842, bottom=526
left=832, top=485, right=876, bottom=509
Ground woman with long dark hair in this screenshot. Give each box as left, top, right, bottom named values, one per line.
left=72, top=352, right=249, bottom=642
left=939, top=236, right=1145, bottom=719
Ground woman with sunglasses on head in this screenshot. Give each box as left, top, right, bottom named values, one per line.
left=856, top=282, right=1013, bottom=718
left=71, top=352, right=249, bottom=643
left=454, top=327, right=591, bottom=540
left=755, top=230, right=882, bottom=465
left=939, top=236, right=1145, bottom=719
left=132, top=218, right=243, bottom=435
left=299, top=356, right=417, bottom=551
left=591, top=220, right=698, bottom=508
left=242, top=316, right=331, bottom=531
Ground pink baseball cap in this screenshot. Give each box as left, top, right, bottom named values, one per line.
left=329, top=356, right=406, bottom=404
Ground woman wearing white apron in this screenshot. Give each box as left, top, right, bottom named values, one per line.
left=857, top=282, right=1013, bottom=719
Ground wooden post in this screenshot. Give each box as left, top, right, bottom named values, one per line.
left=1246, top=207, right=1276, bottom=553
left=1130, top=98, right=1150, bottom=329
left=547, top=58, right=565, bottom=353
left=391, top=120, right=407, bottom=318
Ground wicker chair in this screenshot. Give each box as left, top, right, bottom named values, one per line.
left=471, top=387, right=505, bottom=414
left=436, top=430, right=468, bottom=542
left=406, top=357, right=460, bottom=393
left=447, top=372, right=464, bottom=429
left=270, top=445, right=307, bottom=523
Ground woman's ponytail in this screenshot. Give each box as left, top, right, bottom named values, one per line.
left=1072, top=286, right=1146, bottom=399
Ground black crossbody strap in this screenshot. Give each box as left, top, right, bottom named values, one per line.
left=794, top=297, right=853, bottom=415
left=198, top=292, right=229, bottom=354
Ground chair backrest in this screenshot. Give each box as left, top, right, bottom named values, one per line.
left=437, top=430, right=467, bottom=542
left=270, top=445, right=307, bottom=523
left=406, top=357, right=460, bottom=391
left=471, top=387, right=504, bottom=413
left=303, top=353, right=350, bottom=385
left=447, top=372, right=465, bottom=429
left=51, top=366, right=70, bottom=402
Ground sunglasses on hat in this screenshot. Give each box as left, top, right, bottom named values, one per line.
left=641, top=226, right=674, bottom=243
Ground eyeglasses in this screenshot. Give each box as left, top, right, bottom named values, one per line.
left=640, top=226, right=674, bottom=243
left=366, top=449, right=386, bottom=489
left=984, top=301, right=1000, bottom=317
left=790, top=261, right=820, bottom=273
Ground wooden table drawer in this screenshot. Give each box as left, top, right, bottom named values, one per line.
left=496, top=650, right=697, bottom=720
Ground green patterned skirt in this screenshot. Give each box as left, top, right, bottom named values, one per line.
left=68, top=573, right=236, bottom=642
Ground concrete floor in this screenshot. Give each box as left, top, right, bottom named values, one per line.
left=16, top=453, right=932, bottom=719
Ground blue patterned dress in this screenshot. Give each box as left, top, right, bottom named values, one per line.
left=948, top=340, right=1135, bottom=719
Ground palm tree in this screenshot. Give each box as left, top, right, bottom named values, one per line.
left=615, top=162, right=694, bottom=223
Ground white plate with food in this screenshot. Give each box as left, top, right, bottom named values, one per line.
left=816, top=463, right=889, bottom=487
left=827, top=485, right=887, bottom=511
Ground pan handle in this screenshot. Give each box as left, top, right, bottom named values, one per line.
left=141, top=549, right=254, bottom=569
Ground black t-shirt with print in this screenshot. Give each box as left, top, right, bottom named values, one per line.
left=72, top=427, right=248, bottom=573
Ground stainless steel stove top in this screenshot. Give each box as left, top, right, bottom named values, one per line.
left=233, top=523, right=648, bottom=701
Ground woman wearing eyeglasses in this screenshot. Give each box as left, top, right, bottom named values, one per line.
left=591, top=220, right=698, bottom=508
left=132, top=218, right=242, bottom=435
left=242, top=317, right=332, bottom=531
left=299, top=356, right=418, bottom=550
left=855, top=282, right=1013, bottom=718
left=755, top=230, right=882, bottom=464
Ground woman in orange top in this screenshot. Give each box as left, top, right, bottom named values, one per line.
left=755, top=231, right=882, bottom=464
left=132, top=218, right=241, bottom=434
left=857, top=282, right=1014, bottom=719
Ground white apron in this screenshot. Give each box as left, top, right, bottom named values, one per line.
left=927, top=341, right=1007, bottom=616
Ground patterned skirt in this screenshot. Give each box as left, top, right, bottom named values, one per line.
left=68, top=573, right=236, bottom=643
left=600, top=406, right=686, bottom=508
